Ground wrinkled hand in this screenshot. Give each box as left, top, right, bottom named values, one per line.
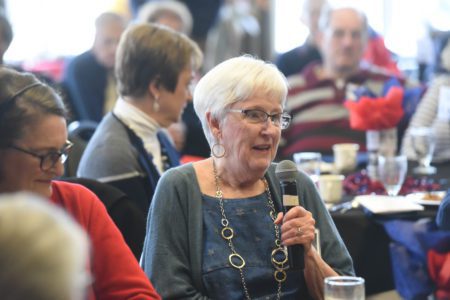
left=274, top=206, right=316, bottom=252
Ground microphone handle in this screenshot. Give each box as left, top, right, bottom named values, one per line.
left=285, top=205, right=305, bottom=270
left=280, top=180, right=305, bottom=270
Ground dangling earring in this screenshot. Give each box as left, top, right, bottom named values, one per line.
left=153, top=96, right=160, bottom=112
left=211, top=142, right=226, bottom=158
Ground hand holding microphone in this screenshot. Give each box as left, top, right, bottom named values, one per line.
left=275, top=160, right=316, bottom=270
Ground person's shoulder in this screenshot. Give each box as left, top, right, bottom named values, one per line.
left=276, top=46, right=301, bottom=65
left=65, top=50, right=105, bottom=76
left=67, top=51, right=96, bottom=68
left=51, top=180, right=96, bottom=198
left=50, top=181, right=101, bottom=214
left=286, top=61, right=322, bottom=92
left=78, top=116, right=140, bottom=179
left=358, top=63, right=401, bottom=81
left=86, top=115, right=129, bottom=150
left=160, top=163, right=195, bottom=183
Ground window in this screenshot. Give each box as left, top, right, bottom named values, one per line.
left=4, top=0, right=115, bottom=63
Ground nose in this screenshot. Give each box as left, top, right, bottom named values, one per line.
left=261, top=117, right=280, bottom=135
left=52, top=159, right=65, bottom=177
left=342, top=33, right=354, bottom=46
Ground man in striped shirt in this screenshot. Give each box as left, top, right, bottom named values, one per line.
left=279, top=4, right=398, bottom=159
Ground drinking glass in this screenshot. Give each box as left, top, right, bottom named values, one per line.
left=293, top=152, right=321, bottom=182
left=410, top=127, right=436, bottom=175
left=377, top=155, right=408, bottom=196
left=324, top=276, right=365, bottom=300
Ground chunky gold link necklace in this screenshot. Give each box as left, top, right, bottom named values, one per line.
left=212, top=160, right=288, bottom=300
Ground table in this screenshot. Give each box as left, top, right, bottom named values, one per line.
left=329, top=160, right=448, bottom=295
left=331, top=206, right=438, bottom=295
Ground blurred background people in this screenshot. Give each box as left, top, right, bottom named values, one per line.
left=0, top=192, right=90, bottom=300
left=136, top=0, right=192, bottom=35
left=62, top=12, right=127, bottom=122
left=275, top=0, right=400, bottom=78
left=402, top=35, right=450, bottom=162
left=78, top=24, right=202, bottom=253
left=142, top=56, right=353, bottom=299
left=203, top=0, right=261, bottom=72
left=0, top=67, right=160, bottom=300
left=279, top=4, right=407, bottom=159
left=129, top=0, right=222, bottom=52
left=275, top=0, right=324, bottom=78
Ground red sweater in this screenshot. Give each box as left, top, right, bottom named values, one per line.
left=50, top=181, right=160, bottom=300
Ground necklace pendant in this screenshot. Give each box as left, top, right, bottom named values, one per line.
left=271, top=246, right=288, bottom=266
left=274, top=269, right=287, bottom=283
left=221, top=226, right=234, bottom=240
left=229, top=253, right=246, bottom=269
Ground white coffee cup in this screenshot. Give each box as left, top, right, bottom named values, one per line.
left=332, top=143, right=360, bottom=174
left=318, top=174, right=345, bottom=203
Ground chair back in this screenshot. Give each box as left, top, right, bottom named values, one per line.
left=60, top=177, right=146, bottom=259
left=65, top=120, right=98, bottom=177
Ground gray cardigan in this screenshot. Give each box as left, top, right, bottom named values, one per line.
left=141, top=163, right=354, bottom=299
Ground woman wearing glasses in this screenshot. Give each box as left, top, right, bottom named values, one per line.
left=141, top=56, right=354, bottom=299
left=0, top=67, right=160, bottom=300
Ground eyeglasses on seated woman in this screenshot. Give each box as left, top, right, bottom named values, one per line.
left=141, top=55, right=354, bottom=299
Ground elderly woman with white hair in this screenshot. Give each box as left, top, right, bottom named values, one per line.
left=141, top=55, right=354, bottom=299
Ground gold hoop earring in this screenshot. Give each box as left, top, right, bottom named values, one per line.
left=211, top=143, right=226, bottom=158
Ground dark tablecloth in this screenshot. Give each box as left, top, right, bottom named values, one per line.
left=330, top=160, right=448, bottom=295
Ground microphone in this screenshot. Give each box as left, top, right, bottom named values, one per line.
left=275, top=160, right=305, bottom=270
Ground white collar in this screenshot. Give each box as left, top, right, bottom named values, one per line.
left=113, top=98, right=164, bottom=174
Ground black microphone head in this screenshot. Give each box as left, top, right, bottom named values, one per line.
left=275, top=160, right=298, bottom=181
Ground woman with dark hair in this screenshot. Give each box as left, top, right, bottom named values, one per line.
left=0, top=67, right=160, bottom=300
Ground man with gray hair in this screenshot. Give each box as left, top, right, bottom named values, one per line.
left=279, top=5, right=404, bottom=159
left=275, top=0, right=400, bottom=78
left=63, top=12, right=127, bottom=122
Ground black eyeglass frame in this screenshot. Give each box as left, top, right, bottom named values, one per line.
left=228, top=109, right=292, bottom=129
left=7, top=141, right=74, bottom=171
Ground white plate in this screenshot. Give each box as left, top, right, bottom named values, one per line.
left=355, top=195, right=424, bottom=214
left=405, top=191, right=446, bottom=206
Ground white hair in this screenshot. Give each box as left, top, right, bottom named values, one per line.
left=193, top=55, right=288, bottom=146
left=0, top=192, right=90, bottom=300
left=136, top=0, right=193, bottom=35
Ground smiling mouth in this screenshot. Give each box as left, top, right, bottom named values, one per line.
left=253, top=145, right=271, bottom=151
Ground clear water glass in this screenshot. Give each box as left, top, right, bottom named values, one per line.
left=410, top=127, right=436, bottom=175
left=324, top=276, right=365, bottom=300
left=377, top=155, right=408, bottom=196
left=293, top=152, right=321, bottom=182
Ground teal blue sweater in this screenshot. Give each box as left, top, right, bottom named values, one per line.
left=142, top=163, right=354, bottom=299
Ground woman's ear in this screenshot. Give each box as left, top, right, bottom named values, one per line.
left=206, top=111, right=221, bottom=138
left=149, top=78, right=161, bottom=100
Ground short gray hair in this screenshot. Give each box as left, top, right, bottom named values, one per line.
left=136, top=0, right=193, bottom=35
left=0, top=192, right=90, bottom=300
left=193, top=55, right=288, bottom=146
left=318, top=3, right=368, bottom=37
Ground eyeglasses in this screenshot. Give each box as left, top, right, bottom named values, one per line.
left=228, top=109, right=292, bottom=129
left=8, top=141, right=74, bottom=171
